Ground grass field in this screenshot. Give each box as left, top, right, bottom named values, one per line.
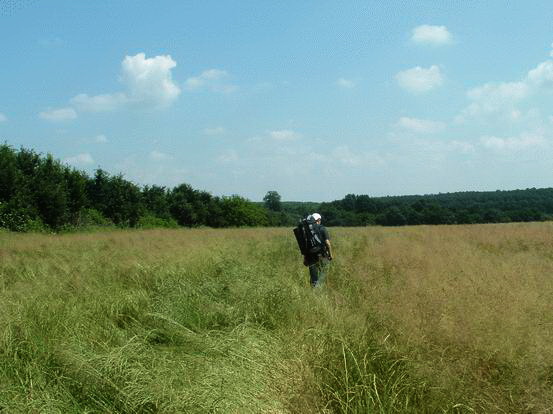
left=2, top=223, right=553, bottom=413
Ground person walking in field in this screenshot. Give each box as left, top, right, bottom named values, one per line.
left=301, top=213, right=332, bottom=287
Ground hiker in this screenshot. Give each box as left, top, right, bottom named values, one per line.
left=303, top=213, right=333, bottom=287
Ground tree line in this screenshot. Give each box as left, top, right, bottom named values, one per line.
left=2, top=143, right=553, bottom=232
left=0, top=144, right=275, bottom=231
left=317, top=190, right=553, bottom=226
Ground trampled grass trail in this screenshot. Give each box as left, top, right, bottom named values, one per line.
left=2, top=224, right=553, bottom=412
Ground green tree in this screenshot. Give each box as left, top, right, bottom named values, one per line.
left=263, top=191, right=282, bottom=211
left=169, top=183, right=200, bottom=226
left=0, top=144, right=18, bottom=202
left=33, top=154, right=69, bottom=229
left=87, top=169, right=143, bottom=226
left=142, top=185, right=171, bottom=219
left=220, top=195, right=269, bottom=226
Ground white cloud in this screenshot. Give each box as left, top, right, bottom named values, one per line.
left=397, top=117, right=445, bottom=134
left=39, top=107, right=77, bottom=122
left=95, top=134, right=108, bottom=143
left=64, top=153, right=94, bottom=166
left=203, top=127, right=226, bottom=136
left=480, top=132, right=546, bottom=151
left=467, top=81, right=529, bottom=102
left=396, top=65, right=443, bottom=93
left=456, top=81, right=529, bottom=121
left=71, top=92, right=128, bottom=112
left=457, top=59, right=553, bottom=122
left=337, top=78, right=355, bottom=88
left=185, top=69, right=237, bottom=93
left=0, top=113, right=7, bottom=122
left=411, top=25, right=453, bottom=46
left=121, top=53, right=181, bottom=106
left=71, top=53, right=181, bottom=112
left=526, top=60, right=553, bottom=89
left=149, top=150, right=172, bottom=161
left=269, top=129, right=301, bottom=141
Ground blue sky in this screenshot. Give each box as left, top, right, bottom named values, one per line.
left=2, top=1, right=553, bottom=201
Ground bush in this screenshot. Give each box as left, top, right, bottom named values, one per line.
left=0, top=202, right=45, bottom=232
left=137, top=214, right=179, bottom=229
left=76, top=208, right=114, bottom=228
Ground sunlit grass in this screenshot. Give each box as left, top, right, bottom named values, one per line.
left=1, top=224, right=553, bottom=412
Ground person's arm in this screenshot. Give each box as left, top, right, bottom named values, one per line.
left=325, top=239, right=333, bottom=260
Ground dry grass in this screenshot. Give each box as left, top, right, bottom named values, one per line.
left=333, top=223, right=553, bottom=412
left=2, top=224, right=553, bottom=412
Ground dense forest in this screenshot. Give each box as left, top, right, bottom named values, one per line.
left=319, top=190, right=553, bottom=226
left=1, top=143, right=553, bottom=232
left=0, top=144, right=290, bottom=232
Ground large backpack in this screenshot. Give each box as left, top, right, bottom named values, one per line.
left=293, top=217, right=325, bottom=256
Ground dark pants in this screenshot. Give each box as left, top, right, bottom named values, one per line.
left=308, top=256, right=330, bottom=287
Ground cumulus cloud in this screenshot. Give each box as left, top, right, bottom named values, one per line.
left=203, top=126, right=226, bottom=136
left=0, top=113, right=7, bottom=122
left=71, top=92, right=128, bottom=112
left=396, top=65, right=443, bottom=93
left=269, top=129, right=302, bottom=141
left=39, top=107, right=77, bottom=122
left=456, top=81, right=529, bottom=121
left=397, top=117, right=445, bottom=134
left=120, top=53, right=181, bottom=106
left=64, top=153, right=94, bottom=166
left=411, top=25, right=453, bottom=46
left=185, top=69, right=237, bottom=93
left=70, top=53, right=180, bottom=112
left=457, top=59, right=553, bottom=122
left=337, top=78, right=355, bottom=88
left=526, top=60, right=553, bottom=89
left=467, top=81, right=529, bottom=102
left=480, top=132, right=546, bottom=151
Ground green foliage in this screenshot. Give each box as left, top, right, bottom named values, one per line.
left=263, top=190, right=282, bottom=211
left=0, top=202, right=45, bottom=232
left=87, top=169, right=144, bottom=227
left=219, top=195, right=269, bottom=227
left=76, top=208, right=114, bottom=228
left=137, top=214, right=179, bottom=229
left=0, top=144, right=273, bottom=232
left=142, top=185, right=171, bottom=219
left=320, top=189, right=553, bottom=226
left=4, top=141, right=553, bottom=232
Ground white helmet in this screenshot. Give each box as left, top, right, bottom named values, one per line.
left=311, top=213, right=322, bottom=222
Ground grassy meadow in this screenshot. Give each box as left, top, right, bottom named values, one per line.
left=2, top=223, right=553, bottom=412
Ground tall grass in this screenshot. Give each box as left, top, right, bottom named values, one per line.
left=1, top=224, right=553, bottom=412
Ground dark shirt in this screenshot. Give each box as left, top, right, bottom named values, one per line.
left=305, top=224, right=330, bottom=264
left=318, top=224, right=329, bottom=244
